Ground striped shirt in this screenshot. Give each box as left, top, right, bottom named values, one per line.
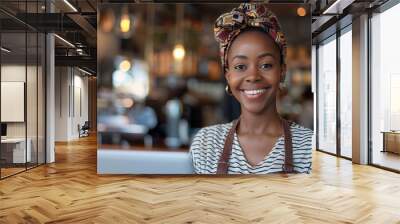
left=189, top=121, right=313, bottom=174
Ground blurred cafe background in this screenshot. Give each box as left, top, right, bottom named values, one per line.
left=97, top=3, right=312, bottom=150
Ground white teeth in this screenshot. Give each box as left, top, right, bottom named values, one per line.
left=243, top=89, right=266, bottom=95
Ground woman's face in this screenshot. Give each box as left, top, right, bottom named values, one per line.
left=226, top=30, right=286, bottom=115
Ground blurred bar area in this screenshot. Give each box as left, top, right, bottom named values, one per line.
left=97, top=3, right=312, bottom=151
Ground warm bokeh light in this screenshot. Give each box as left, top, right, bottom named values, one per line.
left=100, top=9, right=115, bottom=33
left=119, top=59, right=131, bottom=72
left=120, top=14, right=131, bottom=33
left=297, top=7, right=307, bottom=17
left=173, top=44, right=185, bottom=61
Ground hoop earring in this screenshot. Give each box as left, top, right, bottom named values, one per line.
left=279, top=82, right=286, bottom=90
left=225, top=85, right=232, bottom=95
left=279, top=80, right=287, bottom=92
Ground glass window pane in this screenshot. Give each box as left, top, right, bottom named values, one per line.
left=340, top=28, right=352, bottom=158
left=1, top=0, right=46, bottom=179
left=371, top=3, right=400, bottom=171
left=1, top=30, right=28, bottom=177
left=318, top=36, right=337, bottom=154
left=27, top=31, right=38, bottom=169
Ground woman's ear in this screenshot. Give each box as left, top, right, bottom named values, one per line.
left=225, top=69, right=231, bottom=82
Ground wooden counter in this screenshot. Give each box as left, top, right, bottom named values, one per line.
left=382, top=131, right=400, bottom=154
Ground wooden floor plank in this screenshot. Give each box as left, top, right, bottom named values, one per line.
left=0, top=135, right=400, bottom=223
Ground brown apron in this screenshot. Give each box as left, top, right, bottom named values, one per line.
left=216, top=118, right=294, bottom=174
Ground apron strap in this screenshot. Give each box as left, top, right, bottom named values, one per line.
left=216, top=118, right=294, bottom=174
left=216, top=119, right=239, bottom=174
left=282, top=119, right=294, bottom=173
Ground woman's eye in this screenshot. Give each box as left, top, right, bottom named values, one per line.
left=234, top=64, right=246, bottom=71
left=260, top=63, right=272, bottom=70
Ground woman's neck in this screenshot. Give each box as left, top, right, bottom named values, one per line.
left=238, top=105, right=282, bottom=136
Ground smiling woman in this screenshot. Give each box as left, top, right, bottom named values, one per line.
left=189, top=3, right=313, bottom=174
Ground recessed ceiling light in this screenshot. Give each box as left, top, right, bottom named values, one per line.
left=54, top=34, right=75, bottom=48
left=1, top=47, right=11, bottom=53
left=78, top=67, right=92, bottom=76
left=63, top=0, right=78, bottom=12
left=322, top=0, right=354, bottom=15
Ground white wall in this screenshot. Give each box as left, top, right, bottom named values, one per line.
left=55, top=67, right=89, bottom=141
left=55, top=66, right=69, bottom=141
left=1, top=65, right=40, bottom=138
left=1, top=65, right=26, bottom=139
left=1, top=64, right=46, bottom=164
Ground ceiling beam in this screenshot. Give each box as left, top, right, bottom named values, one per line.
left=55, top=55, right=96, bottom=72
left=67, top=13, right=97, bottom=39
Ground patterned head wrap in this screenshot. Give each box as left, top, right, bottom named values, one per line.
left=214, top=3, right=287, bottom=72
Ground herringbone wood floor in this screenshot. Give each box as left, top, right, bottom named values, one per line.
left=1, top=135, right=400, bottom=224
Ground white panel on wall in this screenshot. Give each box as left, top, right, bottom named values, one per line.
left=390, top=73, right=400, bottom=130
left=1, top=82, right=25, bottom=122
left=74, top=86, right=81, bottom=137
left=54, top=68, right=89, bottom=140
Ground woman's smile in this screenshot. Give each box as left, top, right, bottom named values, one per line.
left=240, top=86, right=271, bottom=100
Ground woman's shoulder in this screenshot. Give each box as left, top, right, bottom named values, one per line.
left=192, top=122, right=233, bottom=140
left=288, top=122, right=313, bottom=173
left=290, top=122, right=313, bottom=136
left=190, top=122, right=233, bottom=174
left=189, top=121, right=233, bottom=155
left=288, top=121, right=313, bottom=151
